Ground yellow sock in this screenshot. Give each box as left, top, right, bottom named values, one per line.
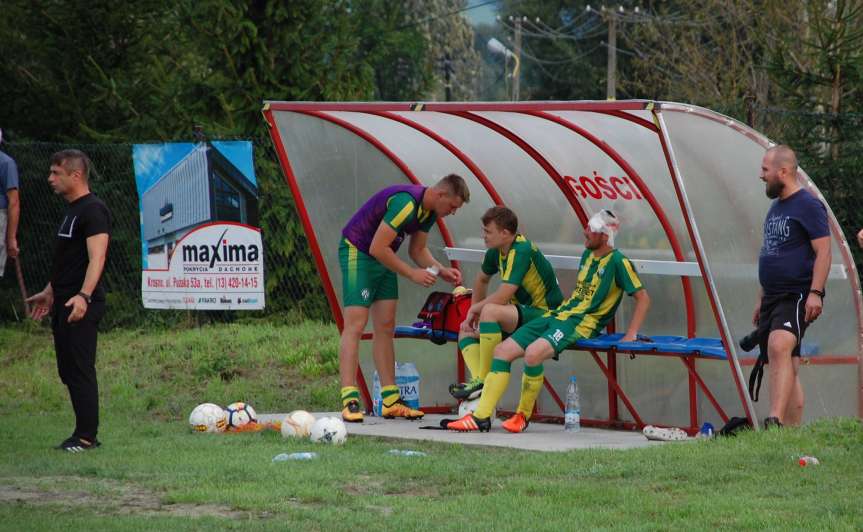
left=474, top=358, right=511, bottom=419
left=458, top=337, right=481, bottom=379
left=516, top=364, right=545, bottom=418
left=478, top=322, right=502, bottom=380
left=341, top=386, right=360, bottom=407
left=381, top=385, right=400, bottom=407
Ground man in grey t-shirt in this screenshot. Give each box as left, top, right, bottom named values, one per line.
left=0, top=128, right=21, bottom=278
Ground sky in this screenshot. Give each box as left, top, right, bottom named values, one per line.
left=464, top=0, right=500, bottom=26
left=132, top=141, right=256, bottom=196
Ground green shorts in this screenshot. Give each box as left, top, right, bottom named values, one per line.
left=339, top=238, right=398, bottom=307
left=509, top=315, right=585, bottom=355
left=516, top=304, right=549, bottom=328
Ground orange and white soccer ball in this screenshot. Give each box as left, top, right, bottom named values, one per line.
left=189, top=403, right=228, bottom=433
left=281, top=410, right=316, bottom=438
left=225, top=402, right=257, bottom=429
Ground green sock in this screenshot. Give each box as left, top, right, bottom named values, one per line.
left=459, top=337, right=481, bottom=379
left=381, top=385, right=400, bottom=407
left=340, top=386, right=360, bottom=407
left=516, top=364, right=545, bottom=418
left=474, top=358, right=511, bottom=419
left=479, top=322, right=502, bottom=380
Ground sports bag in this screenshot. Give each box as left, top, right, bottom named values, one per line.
left=416, top=290, right=472, bottom=345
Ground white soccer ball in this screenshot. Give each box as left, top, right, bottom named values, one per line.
left=189, top=403, right=228, bottom=433
left=285, top=410, right=316, bottom=437
left=310, top=417, right=348, bottom=445
left=225, top=402, right=257, bottom=429
left=458, top=398, right=495, bottom=422
left=280, top=414, right=305, bottom=438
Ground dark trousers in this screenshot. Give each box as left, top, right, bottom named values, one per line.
left=52, top=299, right=105, bottom=441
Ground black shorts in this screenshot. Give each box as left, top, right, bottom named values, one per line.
left=758, top=292, right=809, bottom=357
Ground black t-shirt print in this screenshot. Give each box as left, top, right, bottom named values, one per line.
left=51, top=193, right=112, bottom=301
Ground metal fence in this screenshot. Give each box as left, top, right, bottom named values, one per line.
left=0, top=141, right=329, bottom=328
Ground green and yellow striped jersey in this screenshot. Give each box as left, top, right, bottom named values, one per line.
left=481, top=235, right=563, bottom=310
left=550, top=248, right=643, bottom=338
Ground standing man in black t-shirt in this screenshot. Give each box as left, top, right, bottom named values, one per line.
left=752, top=145, right=830, bottom=429
left=26, top=150, right=111, bottom=452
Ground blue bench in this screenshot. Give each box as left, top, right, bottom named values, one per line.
left=394, top=326, right=727, bottom=359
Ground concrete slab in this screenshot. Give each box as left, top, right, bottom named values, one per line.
left=260, top=413, right=673, bottom=452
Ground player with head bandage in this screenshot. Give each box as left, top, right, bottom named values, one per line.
left=447, top=209, right=651, bottom=433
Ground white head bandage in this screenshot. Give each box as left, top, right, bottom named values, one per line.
left=587, top=209, right=620, bottom=247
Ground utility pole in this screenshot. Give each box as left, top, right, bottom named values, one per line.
left=513, top=16, right=522, bottom=101
left=606, top=11, right=617, bottom=100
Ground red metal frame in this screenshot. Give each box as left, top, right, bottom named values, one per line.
left=367, top=111, right=505, bottom=205
left=265, top=101, right=653, bottom=113
left=265, top=100, right=861, bottom=426
left=263, top=109, right=344, bottom=330
left=652, top=109, right=757, bottom=425
left=443, top=111, right=589, bottom=226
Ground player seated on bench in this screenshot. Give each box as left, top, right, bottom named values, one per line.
left=448, top=210, right=650, bottom=433
left=450, top=206, right=564, bottom=401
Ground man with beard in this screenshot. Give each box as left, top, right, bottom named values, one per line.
left=749, top=145, right=830, bottom=429
left=447, top=210, right=650, bottom=433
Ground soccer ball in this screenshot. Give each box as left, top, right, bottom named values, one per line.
left=458, top=398, right=495, bottom=422
left=280, top=414, right=307, bottom=438
left=189, top=403, right=228, bottom=433
left=310, top=417, right=347, bottom=445
left=283, top=410, right=316, bottom=437
left=225, top=402, right=257, bottom=429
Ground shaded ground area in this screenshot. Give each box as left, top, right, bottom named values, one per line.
left=261, top=412, right=668, bottom=451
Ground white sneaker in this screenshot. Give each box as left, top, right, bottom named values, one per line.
left=642, top=425, right=688, bottom=441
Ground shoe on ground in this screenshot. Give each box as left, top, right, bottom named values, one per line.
left=341, top=400, right=364, bottom=423
left=381, top=399, right=424, bottom=420
left=57, top=436, right=101, bottom=452
left=448, top=377, right=484, bottom=400
left=763, top=416, right=783, bottom=429
left=642, top=425, right=688, bottom=442
left=447, top=413, right=491, bottom=432
left=502, top=412, right=530, bottom=433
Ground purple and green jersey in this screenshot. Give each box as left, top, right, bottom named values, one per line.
left=341, top=185, right=437, bottom=254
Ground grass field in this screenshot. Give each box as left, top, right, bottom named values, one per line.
left=1, top=321, right=862, bottom=530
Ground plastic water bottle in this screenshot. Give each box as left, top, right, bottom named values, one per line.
left=798, top=455, right=820, bottom=466
left=387, top=449, right=428, bottom=457
left=564, top=376, right=581, bottom=433
left=272, top=452, right=318, bottom=462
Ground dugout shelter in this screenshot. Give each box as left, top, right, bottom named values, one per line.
left=263, top=100, right=862, bottom=433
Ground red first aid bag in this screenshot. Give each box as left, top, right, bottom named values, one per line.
left=416, top=290, right=472, bottom=345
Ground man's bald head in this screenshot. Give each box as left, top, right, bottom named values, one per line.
left=766, top=145, right=798, bottom=174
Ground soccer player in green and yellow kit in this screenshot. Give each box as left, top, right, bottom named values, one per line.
left=450, top=206, right=563, bottom=401
left=448, top=210, right=650, bottom=433
left=339, top=175, right=470, bottom=423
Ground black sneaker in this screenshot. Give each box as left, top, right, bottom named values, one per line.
left=57, top=437, right=101, bottom=453
left=763, top=416, right=783, bottom=430
left=448, top=377, right=484, bottom=400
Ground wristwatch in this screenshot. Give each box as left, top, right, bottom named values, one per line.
left=77, top=291, right=92, bottom=304
left=809, top=288, right=825, bottom=298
